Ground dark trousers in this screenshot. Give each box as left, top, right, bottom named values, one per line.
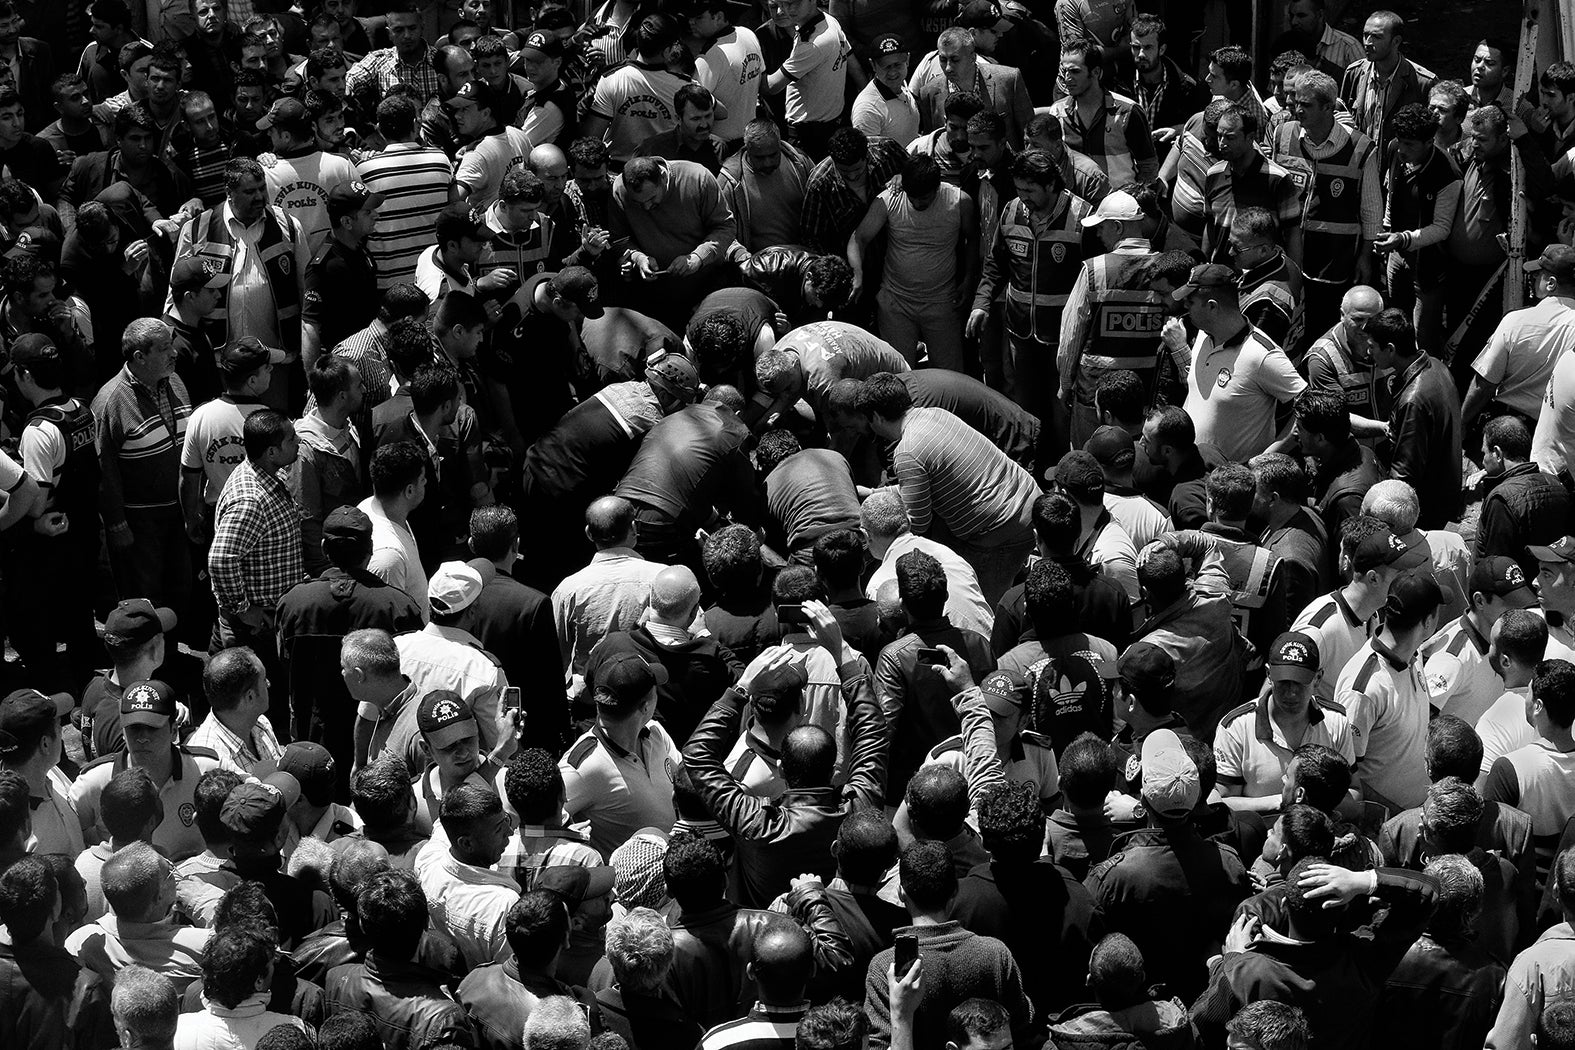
left=108, top=504, right=194, bottom=622
left=787, top=119, right=841, bottom=162
left=1444, top=261, right=1507, bottom=391
left=6, top=524, right=102, bottom=693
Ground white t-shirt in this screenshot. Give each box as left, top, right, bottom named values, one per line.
left=17, top=400, right=87, bottom=508
left=694, top=27, right=764, bottom=142
left=1476, top=687, right=1535, bottom=778
left=414, top=245, right=474, bottom=304
left=455, top=126, right=532, bottom=210
left=1183, top=324, right=1306, bottom=463
left=590, top=64, right=691, bottom=162
left=262, top=149, right=356, bottom=258
left=358, top=494, right=429, bottom=621
left=1533, top=327, right=1575, bottom=477
left=851, top=79, right=920, bottom=145
left=1473, top=294, right=1575, bottom=422
left=181, top=398, right=268, bottom=504
left=781, top=12, right=852, bottom=124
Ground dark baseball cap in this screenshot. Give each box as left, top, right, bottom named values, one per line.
left=277, top=742, right=336, bottom=807
left=1530, top=536, right=1575, bottom=565
left=978, top=669, right=1028, bottom=716
left=518, top=29, right=566, bottom=61
left=1170, top=263, right=1239, bottom=301
left=417, top=690, right=476, bottom=749
left=1118, top=642, right=1176, bottom=697
left=105, top=599, right=177, bottom=646
left=170, top=257, right=231, bottom=297
left=323, top=505, right=373, bottom=543
left=596, top=652, right=669, bottom=709
left=218, top=338, right=288, bottom=378
left=220, top=773, right=302, bottom=842
left=1084, top=425, right=1135, bottom=470
left=445, top=77, right=497, bottom=110
left=327, top=180, right=386, bottom=220
left=256, top=96, right=311, bottom=133
left=871, top=33, right=908, bottom=56
left=119, top=679, right=176, bottom=728
left=436, top=202, right=495, bottom=245
left=537, top=863, right=616, bottom=904
left=1267, top=631, right=1320, bottom=684
left=8, top=332, right=57, bottom=371
left=1469, top=555, right=1538, bottom=608
left=0, top=689, right=61, bottom=759
left=1051, top=449, right=1104, bottom=494
left=1524, top=244, right=1575, bottom=282
left=549, top=266, right=604, bottom=319
left=1384, top=570, right=1445, bottom=622
left=956, top=0, right=1011, bottom=30
left=1350, top=524, right=1412, bottom=572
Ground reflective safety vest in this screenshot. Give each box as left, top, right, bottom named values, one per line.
left=1273, top=121, right=1375, bottom=284
left=26, top=397, right=99, bottom=522
left=1308, top=326, right=1379, bottom=416
left=187, top=205, right=303, bottom=356
left=995, top=193, right=1089, bottom=344
left=1072, top=249, right=1166, bottom=401
left=1212, top=531, right=1282, bottom=642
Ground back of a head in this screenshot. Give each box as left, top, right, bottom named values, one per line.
left=780, top=724, right=836, bottom=789
left=1361, top=479, right=1420, bottom=534
left=860, top=487, right=910, bottom=542
left=1024, top=559, right=1075, bottom=638
left=1137, top=545, right=1186, bottom=609
left=976, top=781, right=1044, bottom=864
left=350, top=754, right=412, bottom=833
left=328, top=838, right=391, bottom=915
left=1059, top=733, right=1117, bottom=809
left=773, top=563, right=825, bottom=610
left=1226, top=1001, right=1310, bottom=1050
left=1282, top=856, right=1339, bottom=938
left=605, top=907, right=673, bottom=994
left=905, top=765, right=968, bottom=841
left=102, top=841, right=164, bottom=921
left=200, top=924, right=278, bottom=1009
left=1277, top=804, right=1334, bottom=866
left=1423, top=853, right=1483, bottom=943
left=662, top=835, right=726, bottom=911
left=1535, top=660, right=1575, bottom=732
left=525, top=994, right=592, bottom=1050
left=317, top=1013, right=384, bottom=1050
left=1031, top=491, right=1080, bottom=554
left=356, top=869, right=427, bottom=960
left=101, top=766, right=160, bottom=844
left=1422, top=776, right=1484, bottom=857
left=256, top=1024, right=314, bottom=1050
left=1289, top=744, right=1352, bottom=812
left=945, top=1000, right=1011, bottom=1050
left=1087, top=933, right=1148, bottom=1011
left=112, top=964, right=179, bottom=1045
left=504, top=748, right=564, bottom=825
left=585, top=496, right=636, bottom=548
left=1497, top=609, right=1550, bottom=671
left=898, top=839, right=957, bottom=914
left=506, top=890, right=571, bottom=969
left=1425, top=715, right=1484, bottom=782
left=895, top=549, right=946, bottom=620
left=0, top=855, right=56, bottom=944
left=812, top=529, right=866, bottom=593
left=796, top=1000, right=868, bottom=1050
left=702, top=524, right=763, bottom=599
left=751, top=916, right=814, bottom=1003
left=1541, top=999, right=1575, bottom=1050
left=834, top=807, right=898, bottom=885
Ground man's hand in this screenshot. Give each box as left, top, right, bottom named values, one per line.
left=965, top=308, right=989, bottom=339
left=1161, top=315, right=1189, bottom=352
left=790, top=873, right=824, bottom=892
left=631, top=253, right=661, bottom=281
left=1104, top=790, right=1143, bottom=823
left=55, top=148, right=76, bottom=167
left=666, top=252, right=701, bottom=278
left=45, top=300, right=77, bottom=334
left=122, top=239, right=150, bottom=275
left=32, top=511, right=67, bottom=537
left=1297, top=862, right=1374, bottom=908
left=106, top=522, right=135, bottom=550
left=737, top=645, right=800, bottom=695
left=1223, top=912, right=1262, bottom=955
left=803, top=598, right=848, bottom=660
left=1373, top=233, right=1404, bottom=252
left=231, top=606, right=272, bottom=632
left=474, top=268, right=518, bottom=297
left=927, top=644, right=974, bottom=694
left=889, top=957, right=923, bottom=1019
left=848, top=269, right=864, bottom=302
left=1153, top=126, right=1178, bottom=146
left=581, top=226, right=611, bottom=255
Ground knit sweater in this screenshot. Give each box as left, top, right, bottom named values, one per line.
left=864, top=921, right=1034, bottom=1050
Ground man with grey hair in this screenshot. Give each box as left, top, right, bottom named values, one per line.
left=551, top=496, right=667, bottom=687
left=525, top=995, right=592, bottom=1050
left=861, top=487, right=992, bottom=639
left=1361, top=478, right=1469, bottom=624
left=719, top=119, right=814, bottom=254
left=111, top=964, right=180, bottom=1050
left=595, top=906, right=700, bottom=1046
left=911, top=27, right=1033, bottom=147
left=66, top=842, right=210, bottom=992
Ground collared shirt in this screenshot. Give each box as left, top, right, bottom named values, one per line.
left=1480, top=295, right=1575, bottom=424
left=1290, top=588, right=1373, bottom=702
left=800, top=137, right=908, bottom=253
left=864, top=532, right=994, bottom=639
left=71, top=748, right=221, bottom=862
left=174, top=992, right=306, bottom=1050
left=890, top=406, right=1040, bottom=543
left=414, top=849, right=521, bottom=971
left=90, top=364, right=192, bottom=516
left=64, top=913, right=210, bottom=992
left=852, top=77, right=919, bottom=144
left=1421, top=614, right=1502, bottom=726
left=28, top=765, right=84, bottom=857
left=1337, top=635, right=1430, bottom=811
left=185, top=711, right=284, bottom=776
left=1476, top=686, right=1535, bottom=777
left=1315, top=23, right=1365, bottom=76
left=1050, top=89, right=1158, bottom=190
left=559, top=721, right=682, bottom=858
left=495, top=824, right=603, bottom=890
left=551, top=547, right=666, bottom=678
left=1184, top=322, right=1306, bottom=462
left=1286, top=120, right=1383, bottom=241
left=214, top=202, right=312, bottom=350
left=1214, top=690, right=1355, bottom=800
left=355, top=142, right=454, bottom=288
left=700, top=1000, right=811, bottom=1050
left=347, top=46, right=444, bottom=105
left=209, top=457, right=304, bottom=614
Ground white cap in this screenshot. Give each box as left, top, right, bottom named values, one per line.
left=1080, top=190, right=1144, bottom=227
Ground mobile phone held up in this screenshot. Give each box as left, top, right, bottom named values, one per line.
left=777, top=603, right=811, bottom=626
left=917, top=647, right=948, bottom=666
left=502, top=686, right=522, bottom=713
left=893, top=932, right=919, bottom=979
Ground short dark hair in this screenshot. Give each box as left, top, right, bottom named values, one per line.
left=813, top=529, right=865, bottom=592
left=200, top=925, right=277, bottom=1009
left=1031, top=491, right=1079, bottom=553
left=1205, top=463, right=1255, bottom=521
left=833, top=807, right=896, bottom=884
left=1009, top=148, right=1062, bottom=189
left=0, top=855, right=56, bottom=943
left=193, top=769, right=243, bottom=848
left=796, top=1000, right=868, bottom=1050
left=965, top=109, right=1006, bottom=141
left=1497, top=609, right=1550, bottom=669
left=307, top=353, right=356, bottom=407
left=896, top=549, right=946, bottom=619
left=1227, top=1001, right=1310, bottom=1050
left=1484, top=414, right=1532, bottom=462
left=502, top=748, right=562, bottom=824
left=946, top=1000, right=1011, bottom=1049
left=1535, top=660, right=1575, bottom=730
left=1389, top=101, right=1439, bottom=141
left=1365, top=307, right=1417, bottom=358
left=1422, top=775, right=1484, bottom=855
left=898, top=839, right=958, bottom=912
left=408, top=362, right=459, bottom=417
left=349, top=755, right=411, bottom=832
left=102, top=767, right=161, bottom=842
left=438, top=783, right=503, bottom=845
left=568, top=136, right=609, bottom=170
left=976, top=781, right=1043, bottom=863
left=378, top=282, right=430, bottom=323
left=1060, top=37, right=1103, bottom=74
left=1278, top=803, right=1334, bottom=864
left=356, top=869, right=426, bottom=959
left=662, top=835, right=726, bottom=911
left=1059, top=733, right=1116, bottom=808
left=1137, top=547, right=1186, bottom=609
left=1094, top=369, right=1145, bottom=424
left=1211, top=44, right=1252, bottom=83
left=702, top=524, right=762, bottom=598
left=241, top=409, right=292, bottom=461
left=114, top=101, right=157, bottom=140
left=318, top=1015, right=384, bottom=1050
left=856, top=372, right=912, bottom=421
left=1144, top=405, right=1195, bottom=451
left=1290, top=743, right=1352, bottom=811
left=1024, top=559, right=1075, bottom=638
left=905, top=765, right=968, bottom=841
left=1542, top=1000, right=1575, bottom=1050
left=674, top=81, right=713, bottom=118
left=1294, top=390, right=1350, bottom=443
left=369, top=440, right=425, bottom=498
left=376, top=93, right=419, bottom=139
left=505, top=890, right=570, bottom=966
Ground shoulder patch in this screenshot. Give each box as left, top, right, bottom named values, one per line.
left=1350, top=652, right=1382, bottom=694
left=1305, top=602, right=1337, bottom=629
left=181, top=745, right=220, bottom=761
left=1217, top=701, right=1257, bottom=726
left=927, top=736, right=964, bottom=760
left=1445, top=633, right=1472, bottom=658
left=563, top=736, right=598, bottom=770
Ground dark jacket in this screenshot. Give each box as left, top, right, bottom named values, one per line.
left=456, top=960, right=599, bottom=1050
left=865, top=921, right=1035, bottom=1050
left=324, top=952, right=474, bottom=1050
left=586, top=624, right=740, bottom=747
left=992, top=556, right=1132, bottom=657
left=704, top=595, right=780, bottom=665
left=1163, top=444, right=1230, bottom=532
left=291, top=920, right=463, bottom=988
left=1475, top=461, right=1573, bottom=571
left=1190, top=868, right=1439, bottom=1050
left=1314, top=441, right=1382, bottom=569
left=453, top=558, right=568, bottom=749
left=0, top=940, right=113, bottom=1050
left=667, top=902, right=779, bottom=1028
left=684, top=658, right=888, bottom=907
left=1050, top=998, right=1200, bottom=1050
left=1382, top=355, right=1462, bottom=530
left=595, top=987, right=704, bottom=1049
left=952, top=858, right=1104, bottom=1015
left=1377, top=933, right=1506, bottom=1050
left=812, top=881, right=910, bottom=1003
left=876, top=616, right=995, bottom=799
left=14, top=37, right=55, bottom=132
left=1086, top=823, right=1253, bottom=1001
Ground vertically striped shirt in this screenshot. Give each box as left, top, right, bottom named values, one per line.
left=355, top=143, right=454, bottom=288
left=891, top=406, right=1039, bottom=542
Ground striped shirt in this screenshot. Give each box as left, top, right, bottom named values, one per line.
left=700, top=1002, right=810, bottom=1050
left=1200, top=150, right=1307, bottom=263
left=90, top=365, right=191, bottom=517
left=185, top=711, right=284, bottom=776
left=346, top=47, right=445, bottom=108
left=891, top=406, right=1039, bottom=542
left=495, top=825, right=603, bottom=890
left=209, top=457, right=305, bottom=614
left=355, top=144, right=454, bottom=289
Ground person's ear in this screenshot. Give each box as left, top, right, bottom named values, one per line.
left=745, top=960, right=757, bottom=982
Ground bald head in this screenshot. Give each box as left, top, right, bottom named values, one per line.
left=750, top=918, right=814, bottom=1004
left=650, top=565, right=701, bottom=622
left=529, top=143, right=567, bottom=173
left=586, top=496, right=636, bottom=549
left=1341, top=285, right=1384, bottom=317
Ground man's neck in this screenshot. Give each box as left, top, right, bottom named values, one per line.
left=1341, top=580, right=1386, bottom=621
left=1204, top=314, right=1250, bottom=345
left=127, top=365, right=164, bottom=388
left=1140, top=61, right=1164, bottom=86
left=134, top=750, right=175, bottom=784
left=1076, top=502, right=1103, bottom=534
left=1503, top=667, right=1534, bottom=690
left=1263, top=501, right=1298, bottom=529
left=333, top=228, right=363, bottom=253
left=414, top=409, right=444, bottom=437
left=599, top=715, right=645, bottom=753
left=1303, top=117, right=1336, bottom=143
left=214, top=707, right=258, bottom=740
left=1539, top=723, right=1575, bottom=751
left=1377, top=626, right=1418, bottom=663
left=679, top=129, right=709, bottom=150
left=112, top=655, right=160, bottom=687
left=316, top=403, right=351, bottom=430
left=907, top=911, right=948, bottom=928
left=10, top=758, right=45, bottom=794
left=1212, top=516, right=1249, bottom=534
left=826, top=585, right=863, bottom=604
left=1372, top=51, right=1402, bottom=76
left=1270, top=697, right=1311, bottom=732
left=438, top=249, right=470, bottom=277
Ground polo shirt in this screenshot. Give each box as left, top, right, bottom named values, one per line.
left=262, top=148, right=355, bottom=257
left=1183, top=322, right=1305, bottom=463
left=495, top=825, right=602, bottom=890
left=1213, top=693, right=1355, bottom=800
left=590, top=63, right=691, bottom=162
left=455, top=126, right=531, bottom=209
left=1420, top=614, right=1503, bottom=727
left=781, top=12, right=851, bottom=124
left=559, top=721, right=682, bottom=858
left=1336, top=635, right=1430, bottom=812
left=1289, top=589, right=1372, bottom=703
left=920, top=729, right=1059, bottom=802
left=700, top=1001, right=809, bottom=1050
left=851, top=78, right=919, bottom=144
left=1475, top=295, right=1575, bottom=421
left=1484, top=739, right=1575, bottom=882
left=69, top=747, right=222, bottom=863
left=1476, top=687, right=1535, bottom=776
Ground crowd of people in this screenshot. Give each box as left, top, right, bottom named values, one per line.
left=2, top=0, right=1575, bottom=1047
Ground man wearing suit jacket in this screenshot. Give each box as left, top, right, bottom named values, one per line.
left=0, top=1, right=55, bottom=131
left=1340, top=11, right=1435, bottom=153
left=909, top=26, right=1033, bottom=147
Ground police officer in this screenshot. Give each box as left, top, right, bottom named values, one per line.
left=920, top=667, right=1060, bottom=810
left=1108, top=642, right=1192, bottom=797
left=1200, top=464, right=1289, bottom=665
left=1057, top=190, right=1166, bottom=448
left=9, top=333, right=101, bottom=692
left=1305, top=285, right=1387, bottom=440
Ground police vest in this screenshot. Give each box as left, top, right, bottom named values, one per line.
left=187, top=205, right=303, bottom=355
left=997, top=193, right=1087, bottom=344
left=1054, top=91, right=1146, bottom=190
left=27, top=397, right=99, bottom=525
left=1241, top=277, right=1295, bottom=327
left=1309, top=327, right=1378, bottom=416
left=1074, top=250, right=1166, bottom=399
left=1273, top=122, right=1375, bottom=284
left=483, top=214, right=555, bottom=277
left=1213, top=532, right=1281, bottom=639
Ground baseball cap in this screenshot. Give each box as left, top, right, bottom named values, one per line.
left=956, top=0, right=1011, bottom=31
left=1350, top=524, right=1412, bottom=573
left=1140, top=728, right=1199, bottom=819
left=1080, top=189, right=1143, bottom=227
left=1170, top=263, right=1239, bottom=301
left=445, top=77, right=496, bottom=110
left=256, top=96, right=310, bottom=133
left=871, top=33, right=909, bottom=56
left=549, top=266, right=604, bottom=319
left=8, top=332, right=57, bottom=370
left=436, top=202, right=496, bottom=245
left=1530, top=536, right=1575, bottom=565
left=537, top=863, right=617, bottom=904
left=1084, top=425, right=1135, bottom=470
left=428, top=561, right=485, bottom=616
left=1383, top=570, right=1445, bottom=622
left=518, top=29, right=566, bottom=61
left=417, top=690, right=476, bottom=749
left=1051, top=449, right=1104, bottom=495
left=1469, top=555, right=1538, bottom=609
left=322, top=505, right=373, bottom=543
left=218, top=338, right=288, bottom=378
left=644, top=350, right=699, bottom=404
left=596, top=652, right=669, bottom=709
left=1118, top=642, right=1176, bottom=698
left=1267, top=631, right=1320, bottom=684
left=105, top=599, right=177, bottom=647
left=1524, top=244, right=1575, bottom=281
left=220, top=773, right=302, bottom=842
left=327, top=180, right=386, bottom=220
left=276, top=742, right=336, bottom=807
left=978, top=669, right=1028, bottom=716
left=119, top=679, right=176, bottom=728
left=169, top=257, right=231, bottom=298
left=0, top=689, right=61, bottom=759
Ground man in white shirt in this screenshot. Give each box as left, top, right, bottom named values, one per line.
left=851, top=35, right=918, bottom=145
left=185, top=646, right=282, bottom=776
left=178, top=340, right=285, bottom=536
left=690, top=0, right=764, bottom=148
left=358, top=439, right=428, bottom=620
left=764, top=0, right=853, bottom=158
left=860, top=486, right=993, bottom=638
left=1475, top=609, right=1546, bottom=785
left=258, top=96, right=355, bottom=257
left=1422, top=556, right=1541, bottom=727
left=551, top=496, right=666, bottom=685
left=452, top=79, right=532, bottom=210
left=1084, top=425, right=1171, bottom=550
left=414, top=780, right=520, bottom=970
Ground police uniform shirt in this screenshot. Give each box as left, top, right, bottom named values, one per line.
left=1336, top=635, right=1430, bottom=812
left=559, top=721, right=681, bottom=859
left=1109, top=715, right=1192, bottom=795
left=69, top=747, right=222, bottom=863
left=781, top=12, right=852, bottom=125
left=1214, top=691, right=1355, bottom=801
left=723, top=725, right=786, bottom=800
left=17, top=397, right=91, bottom=508
left=920, top=729, right=1060, bottom=803
left=1289, top=589, right=1372, bottom=704
left=1421, top=614, right=1503, bottom=727
left=180, top=398, right=269, bottom=505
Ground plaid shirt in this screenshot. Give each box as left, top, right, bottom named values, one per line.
left=347, top=47, right=445, bottom=109
left=186, top=710, right=284, bottom=775
left=209, top=458, right=304, bottom=614
left=799, top=136, right=907, bottom=253
left=330, top=321, right=396, bottom=437
left=496, top=825, right=603, bottom=890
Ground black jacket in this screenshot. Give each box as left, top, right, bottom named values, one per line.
left=1476, top=461, right=1573, bottom=572
left=1382, top=355, right=1462, bottom=529
left=1376, top=933, right=1506, bottom=1050
left=585, top=624, right=741, bottom=747
left=453, top=558, right=568, bottom=749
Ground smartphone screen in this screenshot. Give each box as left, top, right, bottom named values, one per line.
left=893, top=932, right=919, bottom=977
left=502, top=686, right=522, bottom=713
left=917, top=647, right=947, bottom=666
